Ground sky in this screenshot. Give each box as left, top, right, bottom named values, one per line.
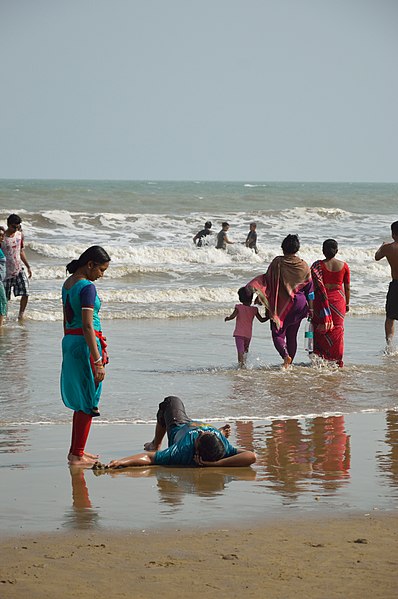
left=0, top=0, right=397, bottom=182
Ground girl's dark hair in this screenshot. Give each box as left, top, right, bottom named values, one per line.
left=322, top=239, right=338, bottom=260
left=238, top=286, right=253, bottom=304
left=197, top=433, right=226, bottom=462
left=281, top=234, right=300, bottom=255
left=66, top=245, right=111, bottom=274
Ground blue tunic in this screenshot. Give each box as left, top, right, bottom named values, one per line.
left=154, top=422, right=237, bottom=466
left=60, top=279, right=103, bottom=414
left=0, top=249, right=7, bottom=316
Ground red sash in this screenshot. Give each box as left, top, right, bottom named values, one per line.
left=65, top=328, right=109, bottom=368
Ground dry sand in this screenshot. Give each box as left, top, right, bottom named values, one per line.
left=1, top=513, right=397, bottom=599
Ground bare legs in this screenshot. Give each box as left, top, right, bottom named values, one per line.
left=385, top=318, right=395, bottom=345
left=18, top=295, right=28, bottom=320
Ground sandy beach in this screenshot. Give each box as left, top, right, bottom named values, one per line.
left=1, top=411, right=398, bottom=597
left=1, top=514, right=397, bottom=598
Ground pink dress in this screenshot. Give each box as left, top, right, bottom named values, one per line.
left=233, top=304, right=259, bottom=339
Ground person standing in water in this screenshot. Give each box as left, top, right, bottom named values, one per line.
left=0, top=227, right=8, bottom=326
left=245, top=222, right=258, bottom=254
left=225, top=286, right=268, bottom=367
left=193, top=221, right=213, bottom=247
left=311, top=239, right=350, bottom=367
left=1, top=214, right=32, bottom=320
left=247, top=234, right=313, bottom=368
left=375, top=221, right=398, bottom=348
left=61, top=245, right=111, bottom=467
left=216, top=222, right=234, bottom=250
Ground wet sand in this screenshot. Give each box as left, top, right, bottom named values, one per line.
left=1, top=411, right=398, bottom=596
left=1, top=411, right=398, bottom=536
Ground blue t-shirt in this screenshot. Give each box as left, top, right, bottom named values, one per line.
left=154, top=422, right=238, bottom=466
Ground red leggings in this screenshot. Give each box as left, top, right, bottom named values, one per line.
left=69, top=411, right=93, bottom=457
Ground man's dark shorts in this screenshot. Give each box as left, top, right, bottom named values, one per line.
left=4, top=270, right=29, bottom=300
left=386, top=280, right=398, bottom=320
left=156, top=396, right=191, bottom=433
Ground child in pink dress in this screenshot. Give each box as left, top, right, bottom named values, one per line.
left=225, top=287, right=268, bottom=366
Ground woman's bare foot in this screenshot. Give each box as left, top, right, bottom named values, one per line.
left=144, top=440, right=161, bottom=451
left=219, top=424, right=231, bottom=438
left=84, top=451, right=99, bottom=459
left=68, top=453, right=97, bottom=467
left=283, top=356, right=292, bottom=369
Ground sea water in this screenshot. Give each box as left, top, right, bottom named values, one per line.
left=0, top=179, right=397, bottom=426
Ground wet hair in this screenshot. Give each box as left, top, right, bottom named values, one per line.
left=250, top=222, right=257, bottom=228
left=222, top=222, right=229, bottom=228
left=322, top=238, right=338, bottom=259
left=7, top=214, right=22, bottom=226
left=238, top=286, right=253, bottom=304
left=196, top=433, right=226, bottom=462
left=281, top=234, right=300, bottom=255
left=391, top=221, right=398, bottom=236
left=0, top=226, right=5, bottom=233
left=66, top=245, right=111, bottom=274
left=205, top=221, right=212, bottom=229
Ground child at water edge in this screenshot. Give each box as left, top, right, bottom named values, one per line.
left=225, top=286, right=268, bottom=366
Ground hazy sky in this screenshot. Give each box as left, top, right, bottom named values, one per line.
left=1, top=0, right=397, bottom=181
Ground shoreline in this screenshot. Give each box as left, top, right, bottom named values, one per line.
left=1, top=410, right=397, bottom=538
left=1, top=512, right=397, bottom=598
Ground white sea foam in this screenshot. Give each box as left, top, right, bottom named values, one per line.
left=4, top=198, right=393, bottom=322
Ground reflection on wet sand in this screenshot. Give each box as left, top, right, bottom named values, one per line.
left=377, top=410, right=398, bottom=488
left=309, top=416, right=350, bottom=489
left=93, top=465, right=256, bottom=509
left=63, top=467, right=99, bottom=530
left=59, top=413, right=398, bottom=532
left=245, top=415, right=350, bottom=499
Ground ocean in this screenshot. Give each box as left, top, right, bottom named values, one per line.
left=0, top=179, right=397, bottom=426
left=1, top=179, right=398, bottom=533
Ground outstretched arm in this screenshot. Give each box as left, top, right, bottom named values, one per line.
left=375, top=242, right=389, bottom=261
left=107, top=452, right=156, bottom=469
left=195, top=449, right=256, bottom=467
left=225, top=308, right=238, bottom=322
left=255, top=309, right=269, bottom=323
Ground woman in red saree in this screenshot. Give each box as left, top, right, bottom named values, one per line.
left=247, top=234, right=314, bottom=368
left=311, top=239, right=350, bottom=367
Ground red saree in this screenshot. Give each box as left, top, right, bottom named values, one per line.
left=311, top=260, right=350, bottom=367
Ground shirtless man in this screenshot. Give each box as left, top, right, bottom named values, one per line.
left=375, top=221, right=398, bottom=345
